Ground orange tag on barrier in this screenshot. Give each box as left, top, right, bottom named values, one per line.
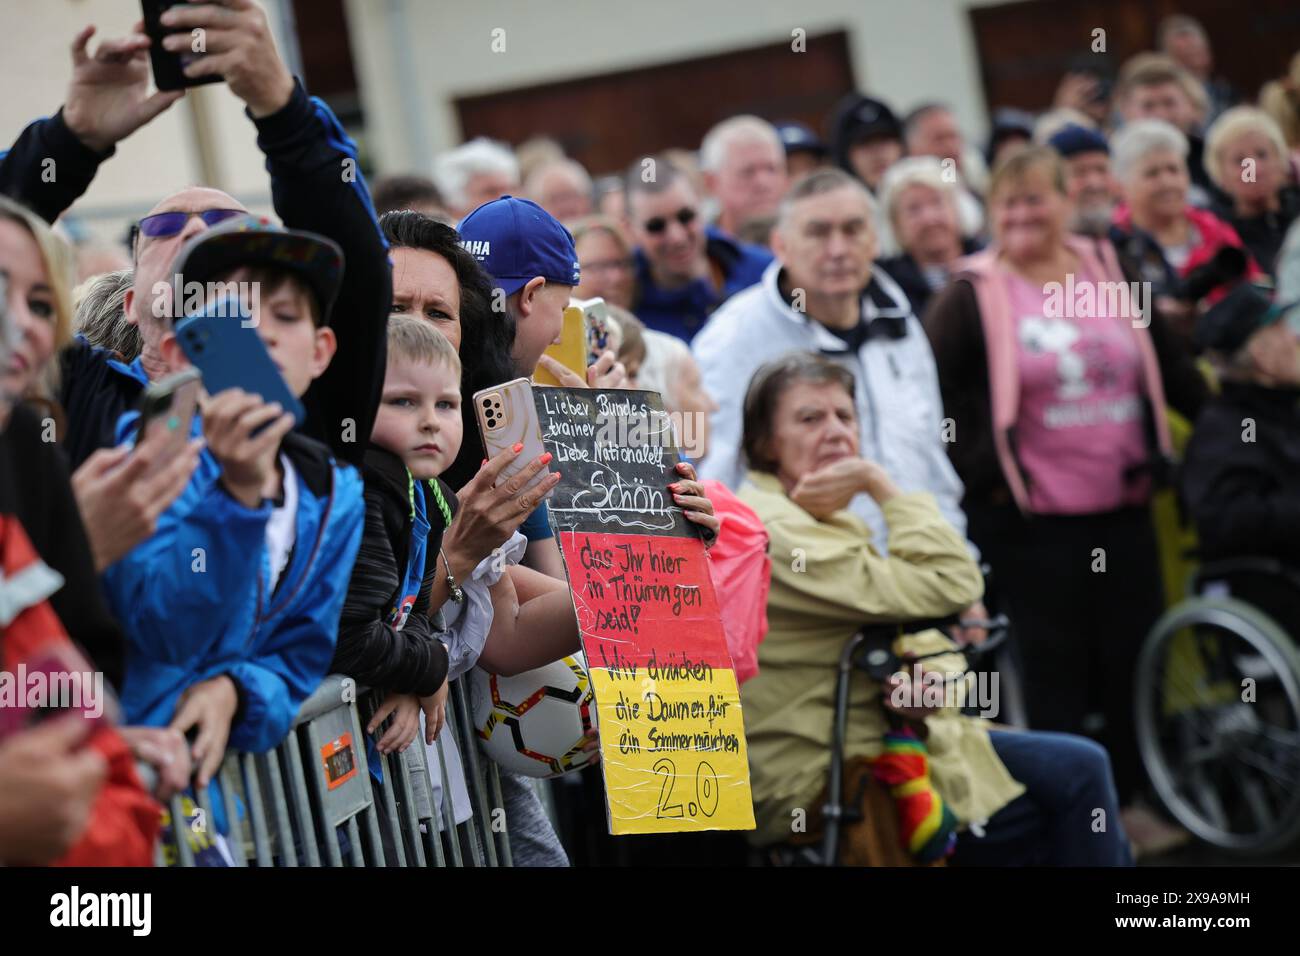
left=321, top=732, right=358, bottom=790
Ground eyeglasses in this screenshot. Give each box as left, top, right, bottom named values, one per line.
left=584, top=257, right=634, bottom=274
left=642, top=207, right=696, bottom=235
left=129, top=208, right=246, bottom=254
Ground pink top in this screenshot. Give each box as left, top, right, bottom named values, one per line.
left=1006, top=266, right=1150, bottom=514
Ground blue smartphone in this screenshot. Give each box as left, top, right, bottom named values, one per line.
left=174, top=297, right=305, bottom=425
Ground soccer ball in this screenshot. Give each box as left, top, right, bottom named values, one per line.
left=467, top=653, right=598, bottom=779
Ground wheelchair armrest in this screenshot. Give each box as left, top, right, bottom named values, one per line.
left=1193, top=557, right=1300, bottom=597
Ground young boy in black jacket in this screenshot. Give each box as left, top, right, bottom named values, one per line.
left=1182, top=282, right=1300, bottom=633
left=334, top=316, right=461, bottom=755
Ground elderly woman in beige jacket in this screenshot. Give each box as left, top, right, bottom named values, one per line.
left=736, top=352, right=1132, bottom=865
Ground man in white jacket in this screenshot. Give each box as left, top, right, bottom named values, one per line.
left=693, top=168, right=971, bottom=554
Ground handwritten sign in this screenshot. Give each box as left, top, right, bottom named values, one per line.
left=535, top=387, right=754, bottom=835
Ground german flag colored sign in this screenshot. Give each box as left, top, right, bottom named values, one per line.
left=536, top=386, right=754, bottom=835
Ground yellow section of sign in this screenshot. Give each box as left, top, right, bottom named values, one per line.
left=591, top=666, right=755, bottom=834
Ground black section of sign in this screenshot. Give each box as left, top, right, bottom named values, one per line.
left=533, top=387, right=696, bottom=539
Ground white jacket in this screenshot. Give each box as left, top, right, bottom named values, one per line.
left=692, top=259, right=969, bottom=551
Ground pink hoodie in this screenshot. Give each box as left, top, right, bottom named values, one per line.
left=955, top=235, right=1173, bottom=513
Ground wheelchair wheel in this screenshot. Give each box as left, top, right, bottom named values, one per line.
left=1136, top=596, right=1300, bottom=854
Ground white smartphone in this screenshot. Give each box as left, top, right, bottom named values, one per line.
left=473, top=377, right=554, bottom=499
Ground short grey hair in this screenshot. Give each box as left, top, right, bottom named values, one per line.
left=776, top=168, right=877, bottom=230
left=1111, top=119, right=1188, bottom=182
left=431, top=137, right=519, bottom=210
left=73, top=268, right=138, bottom=361
left=903, top=103, right=953, bottom=148
left=699, top=115, right=783, bottom=172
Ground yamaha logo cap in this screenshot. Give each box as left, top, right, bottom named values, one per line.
left=457, top=196, right=581, bottom=297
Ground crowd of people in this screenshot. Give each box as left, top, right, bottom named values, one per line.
left=2, top=4, right=1299, bottom=868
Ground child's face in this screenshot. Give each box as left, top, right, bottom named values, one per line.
left=227, top=268, right=334, bottom=397
left=371, top=357, right=463, bottom=479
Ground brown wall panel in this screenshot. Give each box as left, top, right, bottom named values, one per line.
left=454, top=31, right=855, bottom=176
left=971, top=0, right=1300, bottom=118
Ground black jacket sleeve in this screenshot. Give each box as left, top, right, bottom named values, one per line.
left=1181, top=406, right=1300, bottom=566
left=922, top=279, right=1003, bottom=506
left=0, top=110, right=110, bottom=223
left=251, top=80, right=391, bottom=469
left=1117, top=255, right=1209, bottom=423
left=0, top=406, right=125, bottom=690
left=332, top=490, right=448, bottom=696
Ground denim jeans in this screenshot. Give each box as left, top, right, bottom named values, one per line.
left=952, top=730, right=1134, bottom=866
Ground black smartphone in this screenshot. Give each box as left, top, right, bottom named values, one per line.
left=141, top=0, right=224, bottom=91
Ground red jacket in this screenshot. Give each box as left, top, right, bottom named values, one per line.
left=0, top=515, right=159, bottom=866
left=1113, top=203, right=1264, bottom=297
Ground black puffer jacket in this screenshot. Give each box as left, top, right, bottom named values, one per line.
left=0, top=404, right=124, bottom=688
left=331, top=446, right=453, bottom=696
left=1181, top=382, right=1300, bottom=567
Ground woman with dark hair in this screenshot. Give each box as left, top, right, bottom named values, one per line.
left=376, top=209, right=717, bottom=867
left=736, top=351, right=1131, bottom=866
left=379, top=210, right=515, bottom=490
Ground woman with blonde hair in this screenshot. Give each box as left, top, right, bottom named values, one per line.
left=0, top=195, right=75, bottom=407
left=0, top=195, right=195, bottom=855
left=1204, top=105, right=1300, bottom=275
left=0, top=193, right=198, bottom=577
left=923, top=147, right=1207, bottom=853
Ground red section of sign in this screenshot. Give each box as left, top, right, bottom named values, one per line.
left=559, top=531, right=732, bottom=671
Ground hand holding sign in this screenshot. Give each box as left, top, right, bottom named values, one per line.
left=669, top=461, right=718, bottom=547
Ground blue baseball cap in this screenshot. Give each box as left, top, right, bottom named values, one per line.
left=456, top=196, right=580, bottom=297
left=1047, top=123, right=1110, bottom=159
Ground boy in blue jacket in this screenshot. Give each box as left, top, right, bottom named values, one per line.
left=104, top=217, right=366, bottom=787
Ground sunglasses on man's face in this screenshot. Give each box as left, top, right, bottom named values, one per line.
left=642, top=207, right=697, bottom=235
left=130, top=208, right=247, bottom=254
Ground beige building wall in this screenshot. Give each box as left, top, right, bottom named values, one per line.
left=344, top=0, right=1003, bottom=176
left=2, top=0, right=999, bottom=237
left=1, top=0, right=299, bottom=241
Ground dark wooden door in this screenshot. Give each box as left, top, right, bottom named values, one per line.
left=455, top=31, right=856, bottom=177
left=970, top=0, right=1300, bottom=115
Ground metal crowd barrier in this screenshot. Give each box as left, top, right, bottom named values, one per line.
left=152, top=674, right=513, bottom=867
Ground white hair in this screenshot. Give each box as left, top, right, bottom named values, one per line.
left=878, top=156, right=960, bottom=229
left=1204, top=106, right=1289, bottom=189
left=699, top=115, right=782, bottom=172
left=636, top=328, right=692, bottom=407
left=1111, top=119, right=1188, bottom=182
left=431, top=137, right=519, bottom=210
